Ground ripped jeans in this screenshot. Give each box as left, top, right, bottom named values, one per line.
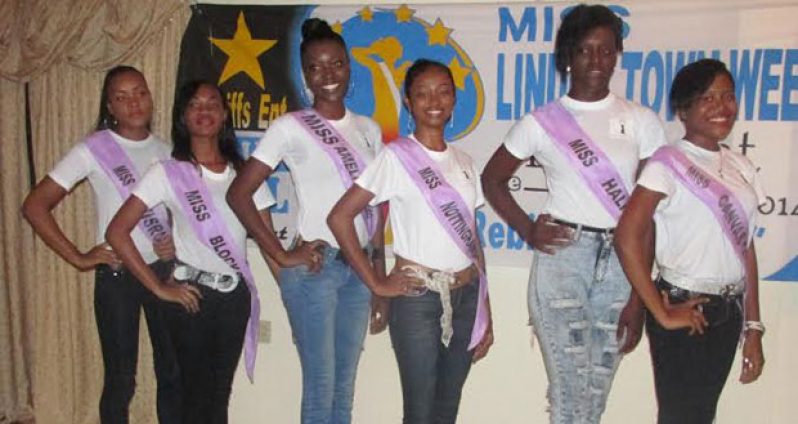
left=528, top=231, right=630, bottom=424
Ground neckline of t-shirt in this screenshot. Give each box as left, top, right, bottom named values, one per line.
left=108, top=130, right=155, bottom=148
left=321, top=108, right=352, bottom=127
left=408, top=134, right=451, bottom=160
left=198, top=163, right=232, bottom=180
left=678, top=138, right=724, bottom=161
left=560, top=93, right=616, bottom=111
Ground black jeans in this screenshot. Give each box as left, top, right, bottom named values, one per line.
left=164, top=280, right=250, bottom=424
left=94, top=261, right=181, bottom=424
left=645, top=279, right=742, bottom=424
left=389, top=280, right=478, bottom=424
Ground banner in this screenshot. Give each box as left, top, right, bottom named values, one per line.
left=177, top=2, right=798, bottom=283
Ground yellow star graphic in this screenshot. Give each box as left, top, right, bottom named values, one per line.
left=448, top=57, right=471, bottom=91
left=426, top=18, right=452, bottom=46
left=395, top=5, right=415, bottom=23
left=331, top=21, right=343, bottom=34
left=358, top=6, right=374, bottom=22
left=210, top=12, right=277, bottom=90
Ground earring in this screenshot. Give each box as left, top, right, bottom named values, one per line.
left=566, top=65, right=571, bottom=73
left=346, top=79, right=355, bottom=99
left=406, top=116, right=415, bottom=134
left=449, top=109, right=455, bottom=129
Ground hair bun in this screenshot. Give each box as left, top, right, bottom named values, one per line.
left=301, top=18, right=334, bottom=40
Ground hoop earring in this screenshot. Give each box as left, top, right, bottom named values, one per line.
left=406, top=116, right=415, bottom=134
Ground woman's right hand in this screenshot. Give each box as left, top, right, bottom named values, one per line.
left=528, top=214, right=574, bottom=255
left=279, top=239, right=328, bottom=273
left=373, top=268, right=425, bottom=298
left=156, top=280, right=203, bottom=314
left=76, top=243, right=121, bottom=271
left=658, top=291, right=709, bottom=335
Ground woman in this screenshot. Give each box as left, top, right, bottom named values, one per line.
left=481, top=5, right=667, bottom=423
left=106, top=81, right=274, bottom=424
left=615, top=59, right=765, bottom=423
left=226, top=18, right=386, bottom=424
left=328, top=59, right=494, bottom=424
left=21, top=66, right=180, bottom=423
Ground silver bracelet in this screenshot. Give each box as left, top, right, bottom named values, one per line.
left=744, top=320, right=766, bottom=336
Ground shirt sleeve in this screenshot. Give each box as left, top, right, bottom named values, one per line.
left=636, top=160, right=676, bottom=199
left=250, top=116, right=292, bottom=169
left=131, top=163, right=168, bottom=209
left=637, top=107, right=668, bottom=159
left=502, top=114, right=541, bottom=160
left=356, top=148, right=400, bottom=205
left=48, top=143, right=93, bottom=190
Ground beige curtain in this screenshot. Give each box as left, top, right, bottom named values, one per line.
left=1, top=2, right=189, bottom=423
left=0, top=0, right=185, bottom=82
left=0, top=77, right=37, bottom=424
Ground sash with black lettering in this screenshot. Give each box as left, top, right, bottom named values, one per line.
left=85, top=130, right=170, bottom=242
left=649, top=145, right=750, bottom=269
left=290, top=109, right=377, bottom=240
left=387, top=138, right=488, bottom=350
left=162, top=160, right=260, bottom=382
left=532, top=101, right=629, bottom=220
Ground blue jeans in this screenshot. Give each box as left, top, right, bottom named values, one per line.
left=279, top=246, right=371, bottom=424
left=94, top=261, right=181, bottom=424
left=527, top=231, right=630, bottom=424
left=389, top=280, right=478, bottom=424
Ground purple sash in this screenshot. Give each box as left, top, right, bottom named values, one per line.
left=387, top=138, right=488, bottom=350
left=162, top=160, right=260, bottom=382
left=532, top=101, right=629, bottom=220
left=649, top=145, right=750, bottom=268
left=85, top=130, right=170, bottom=242
left=291, top=109, right=377, bottom=240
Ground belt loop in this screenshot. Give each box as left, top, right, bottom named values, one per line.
left=572, top=224, right=583, bottom=242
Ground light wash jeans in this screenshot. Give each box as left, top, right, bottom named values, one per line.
left=279, top=246, right=371, bottom=424
left=527, top=230, right=630, bottom=424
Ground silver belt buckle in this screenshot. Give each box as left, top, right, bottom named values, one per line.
left=197, top=272, right=238, bottom=293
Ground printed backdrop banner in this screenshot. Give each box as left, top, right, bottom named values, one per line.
left=178, top=2, right=798, bottom=283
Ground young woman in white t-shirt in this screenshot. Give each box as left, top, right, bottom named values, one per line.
left=21, top=66, right=181, bottom=423
left=481, top=5, right=667, bottom=423
left=226, top=18, right=385, bottom=424
left=615, top=59, right=765, bottom=423
left=328, top=59, right=494, bottom=424
left=106, top=81, right=275, bottom=423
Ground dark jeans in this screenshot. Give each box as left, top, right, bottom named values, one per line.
left=389, top=280, right=478, bottom=424
left=645, top=280, right=742, bottom=424
left=94, top=261, right=181, bottom=424
left=164, top=280, right=250, bottom=424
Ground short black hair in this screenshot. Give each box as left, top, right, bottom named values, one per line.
left=403, top=59, right=455, bottom=100
left=300, top=18, right=347, bottom=63
left=95, top=65, right=148, bottom=131
left=554, top=4, right=624, bottom=82
left=670, top=58, right=735, bottom=114
left=171, top=80, right=243, bottom=169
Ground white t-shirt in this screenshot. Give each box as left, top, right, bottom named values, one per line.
left=133, top=162, right=275, bottom=277
left=49, top=131, right=171, bottom=263
left=637, top=139, right=764, bottom=293
left=251, top=109, right=382, bottom=248
left=356, top=137, right=484, bottom=272
left=503, top=93, right=667, bottom=228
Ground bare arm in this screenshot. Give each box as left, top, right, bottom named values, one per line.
left=106, top=196, right=201, bottom=312
left=369, top=205, right=390, bottom=334
left=481, top=146, right=571, bottom=254
left=22, top=177, right=119, bottom=271
left=615, top=186, right=708, bottom=334
left=258, top=209, right=282, bottom=282
left=327, top=185, right=419, bottom=297
left=227, top=158, right=321, bottom=271
left=740, top=243, right=764, bottom=383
